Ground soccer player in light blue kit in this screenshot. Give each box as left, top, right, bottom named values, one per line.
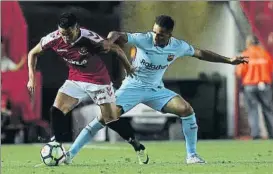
left=65, top=15, right=248, bottom=165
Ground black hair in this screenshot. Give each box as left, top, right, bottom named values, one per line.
left=155, top=15, right=175, bottom=31
left=58, top=12, right=78, bottom=29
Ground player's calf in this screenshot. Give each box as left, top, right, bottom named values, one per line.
left=51, top=92, right=79, bottom=142
left=49, top=106, right=66, bottom=142
left=162, top=96, right=205, bottom=162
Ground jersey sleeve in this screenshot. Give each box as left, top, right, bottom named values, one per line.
left=83, top=30, right=106, bottom=53
left=177, top=40, right=195, bottom=57
left=85, top=30, right=104, bottom=43
left=126, top=33, right=150, bottom=48
left=40, top=31, right=59, bottom=50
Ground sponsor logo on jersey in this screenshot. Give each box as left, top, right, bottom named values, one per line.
left=63, top=58, right=88, bottom=66
left=167, top=54, right=175, bottom=61
left=57, top=49, right=68, bottom=52
left=140, top=59, right=168, bottom=70
left=78, top=47, right=89, bottom=55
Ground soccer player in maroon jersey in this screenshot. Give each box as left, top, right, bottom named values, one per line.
left=27, top=12, right=135, bottom=143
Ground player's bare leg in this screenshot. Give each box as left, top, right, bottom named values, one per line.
left=50, top=92, right=79, bottom=142
left=99, top=102, right=119, bottom=123
left=162, top=95, right=206, bottom=164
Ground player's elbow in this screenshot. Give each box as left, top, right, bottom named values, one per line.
left=193, top=48, right=204, bottom=59
left=107, top=31, right=119, bottom=39
left=28, top=50, right=37, bottom=61
left=108, top=31, right=126, bottom=46
left=108, top=31, right=118, bottom=35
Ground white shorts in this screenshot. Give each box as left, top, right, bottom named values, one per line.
left=58, top=80, right=116, bottom=105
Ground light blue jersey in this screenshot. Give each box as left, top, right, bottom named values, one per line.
left=116, top=32, right=195, bottom=113
left=122, top=31, right=195, bottom=88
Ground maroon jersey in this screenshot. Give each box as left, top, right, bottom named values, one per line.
left=40, top=28, right=111, bottom=85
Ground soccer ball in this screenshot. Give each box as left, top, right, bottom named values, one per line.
left=40, top=141, right=66, bottom=166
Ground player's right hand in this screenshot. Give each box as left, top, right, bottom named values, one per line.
left=126, top=66, right=136, bottom=78
left=27, top=79, right=35, bottom=95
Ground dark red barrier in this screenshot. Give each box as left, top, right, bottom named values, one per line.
left=240, top=1, right=273, bottom=57
left=1, top=70, right=42, bottom=122
left=1, top=1, right=28, bottom=68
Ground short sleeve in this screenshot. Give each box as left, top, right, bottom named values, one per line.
left=177, top=40, right=195, bottom=57
left=40, top=31, right=59, bottom=50
left=81, top=29, right=106, bottom=53
left=126, top=32, right=151, bottom=48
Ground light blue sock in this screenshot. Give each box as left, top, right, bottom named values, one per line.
left=69, top=117, right=104, bottom=158
left=181, top=113, right=198, bottom=158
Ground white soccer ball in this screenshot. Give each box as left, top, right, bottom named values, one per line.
left=40, top=141, right=66, bottom=166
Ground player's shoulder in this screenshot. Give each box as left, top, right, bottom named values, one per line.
left=129, top=32, right=152, bottom=39
left=44, top=30, right=61, bottom=40
left=80, top=28, right=104, bottom=43
left=170, top=37, right=192, bottom=48
left=41, top=30, right=61, bottom=46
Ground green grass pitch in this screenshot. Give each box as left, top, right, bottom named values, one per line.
left=2, top=140, right=273, bottom=174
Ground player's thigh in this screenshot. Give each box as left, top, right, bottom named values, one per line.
left=53, top=92, right=79, bottom=114
left=115, top=87, right=144, bottom=113
left=144, top=88, right=193, bottom=117
left=85, top=83, right=117, bottom=122
left=162, top=95, right=193, bottom=117
left=54, top=80, right=89, bottom=114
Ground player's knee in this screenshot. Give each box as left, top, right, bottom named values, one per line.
left=100, top=107, right=119, bottom=123
left=50, top=106, right=65, bottom=116
left=97, top=115, right=106, bottom=124
left=50, top=105, right=71, bottom=115
left=177, top=102, right=194, bottom=117
left=116, top=105, right=124, bottom=116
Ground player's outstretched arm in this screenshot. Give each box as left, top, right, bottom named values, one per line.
left=192, top=48, right=248, bottom=65
left=27, top=43, right=43, bottom=94
left=109, top=43, right=135, bottom=77
left=107, top=31, right=128, bottom=45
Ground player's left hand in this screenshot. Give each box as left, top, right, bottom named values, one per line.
left=126, top=66, right=136, bottom=78
left=229, top=56, right=249, bottom=65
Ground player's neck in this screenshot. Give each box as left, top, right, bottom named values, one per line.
left=156, top=39, right=170, bottom=48
left=73, top=29, right=81, bottom=42
left=68, top=29, right=81, bottom=45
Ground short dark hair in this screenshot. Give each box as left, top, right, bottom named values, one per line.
left=155, top=15, right=174, bottom=31
left=58, top=12, right=78, bottom=29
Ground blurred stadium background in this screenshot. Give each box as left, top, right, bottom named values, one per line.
left=1, top=1, right=273, bottom=144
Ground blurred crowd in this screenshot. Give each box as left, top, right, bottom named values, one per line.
left=1, top=36, right=26, bottom=143
left=236, top=35, right=273, bottom=140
